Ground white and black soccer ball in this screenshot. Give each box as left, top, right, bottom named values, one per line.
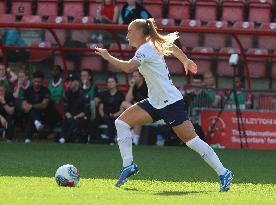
left=55, top=164, right=80, bottom=187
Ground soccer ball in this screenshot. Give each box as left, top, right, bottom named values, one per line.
left=55, top=164, right=80, bottom=187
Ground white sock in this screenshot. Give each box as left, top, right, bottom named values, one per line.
left=115, top=119, right=133, bottom=167
left=132, top=131, right=140, bottom=145
left=186, top=136, right=227, bottom=176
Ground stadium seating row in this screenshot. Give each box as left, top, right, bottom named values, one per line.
left=0, top=0, right=276, bottom=23
left=1, top=14, right=275, bottom=51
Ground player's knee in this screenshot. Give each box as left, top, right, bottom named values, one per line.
left=115, top=119, right=131, bottom=131
left=115, top=119, right=131, bottom=142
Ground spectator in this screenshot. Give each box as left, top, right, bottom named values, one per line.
left=13, top=69, right=31, bottom=111
left=22, top=71, right=59, bottom=143
left=184, top=74, right=213, bottom=114
left=91, top=0, right=119, bottom=46
left=124, top=70, right=148, bottom=106
left=202, top=71, right=222, bottom=107
left=226, top=76, right=252, bottom=110
left=0, top=29, right=29, bottom=62
left=95, top=0, right=119, bottom=24
left=48, top=65, right=65, bottom=116
left=98, top=75, right=125, bottom=144
left=59, top=73, right=91, bottom=144
left=122, top=70, right=148, bottom=145
left=119, top=0, right=152, bottom=25
left=0, top=64, right=17, bottom=93
left=0, top=82, right=15, bottom=143
left=81, top=69, right=100, bottom=120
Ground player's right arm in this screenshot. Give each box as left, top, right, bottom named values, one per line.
left=95, top=47, right=140, bottom=73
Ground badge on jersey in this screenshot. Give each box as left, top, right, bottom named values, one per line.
left=135, top=52, right=146, bottom=64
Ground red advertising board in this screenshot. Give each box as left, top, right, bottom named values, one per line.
left=200, top=110, right=276, bottom=150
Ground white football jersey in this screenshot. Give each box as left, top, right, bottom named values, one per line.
left=132, top=42, right=183, bottom=109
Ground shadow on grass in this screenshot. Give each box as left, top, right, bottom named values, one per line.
left=123, top=188, right=213, bottom=196
left=156, top=190, right=213, bottom=196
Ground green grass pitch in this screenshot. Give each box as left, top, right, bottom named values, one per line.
left=0, top=143, right=275, bottom=205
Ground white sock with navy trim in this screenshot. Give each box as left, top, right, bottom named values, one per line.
left=115, top=119, right=133, bottom=167
left=186, top=136, right=227, bottom=176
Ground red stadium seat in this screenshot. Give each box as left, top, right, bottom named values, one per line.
left=0, top=0, right=6, bottom=14
left=165, top=57, right=184, bottom=74
left=71, top=16, right=93, bottom=43
left=88, top=0, right=101, bottom=17
left=257, top=94, right=276, bottom=110
left=221, top=0, right=245, bottom=22
left=11, top=0, right=33, bottom=16
left=29, top=42, right=52, bottom=62
left=217, top=47, right=241, bottom=76
left=258, top=23, right=276, bottom=50
left=246, top=48, right=268, bottom=78
left=109, top=42, right=133, bottom=51
left=143, top=1, right=163, bottom=19
left=45, top=16, right=69, bottom=46
left=63, top=0, right=85, bottom=17
left=168, top=0, right=191, bottom=20
left=191, top=47, right=214, bottom=74
left=54, top=55, right=75, bottom=71
left=179, top=20, right=202, bottom=49
left=81, top=54, right=102, bottom=72
left=194, top=0, right=218, bottom=21
left=116, top=0, right=127, bottom=11
left=204, top=21, right=228, bottom=49
left=248, top=1, right=272, bottom=23
left=0, top=14, right=16, bottom=23
left=155, top=18, right=175, bottom=27
left=231, top=21, right=255, bottom=49
left=154, top=18, right=175, bottom=36
left=37, top=0, right=58, bottom=17
left=21, top=15, right=42, bottom=23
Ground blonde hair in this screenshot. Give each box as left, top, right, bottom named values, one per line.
left=131, top=18, right=179, bottom=56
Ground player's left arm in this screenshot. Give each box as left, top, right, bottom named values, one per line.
left=171, top=44, right=197, bottom=75
left=95, top=47, right=140, bottom=73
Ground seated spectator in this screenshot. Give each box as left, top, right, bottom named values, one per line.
left=92, top=0, right=119, bottom=46
left=13, top=69, right=31, bottom=111
left=22, top=71, right=60, bottom=143
left=0, top=82, right=15, bottom=143
left=81, top=68, right=100, bottom=120
left=184, top=74, right=213, bottom=115
left=95, top=0, right=119, bottom=24
left=0, top=29, right=29, bottom=62
left=225, top=76, right=252, bottom=110
left=119, top=0, right=152, bottom=25
left=202, top=71, right=222, bottom=108
left=59, top=73, right=91, bottom=144
left=48, top=65, right=65, bottom=117
left=98, top=75, right=125, bottom=144
left=123, top=71, right=148, bottom=107
left=0, top=64, right=17, bottom=93
left=122, top=70, right=148, bottom=145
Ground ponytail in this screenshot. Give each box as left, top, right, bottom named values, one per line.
left=146, top=18, right=179, bottom=56
left=131, top=18, right=179, bottom=56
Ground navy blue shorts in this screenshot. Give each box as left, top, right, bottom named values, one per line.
left=136, top=98, right=189, bottom=127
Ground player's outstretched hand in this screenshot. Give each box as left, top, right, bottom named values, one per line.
left=184, top=59, right=197, bottom=75
left=95, top=47, right=110, bottom=60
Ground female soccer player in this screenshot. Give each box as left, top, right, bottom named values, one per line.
left=95, top=18, right=233, bottom=191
